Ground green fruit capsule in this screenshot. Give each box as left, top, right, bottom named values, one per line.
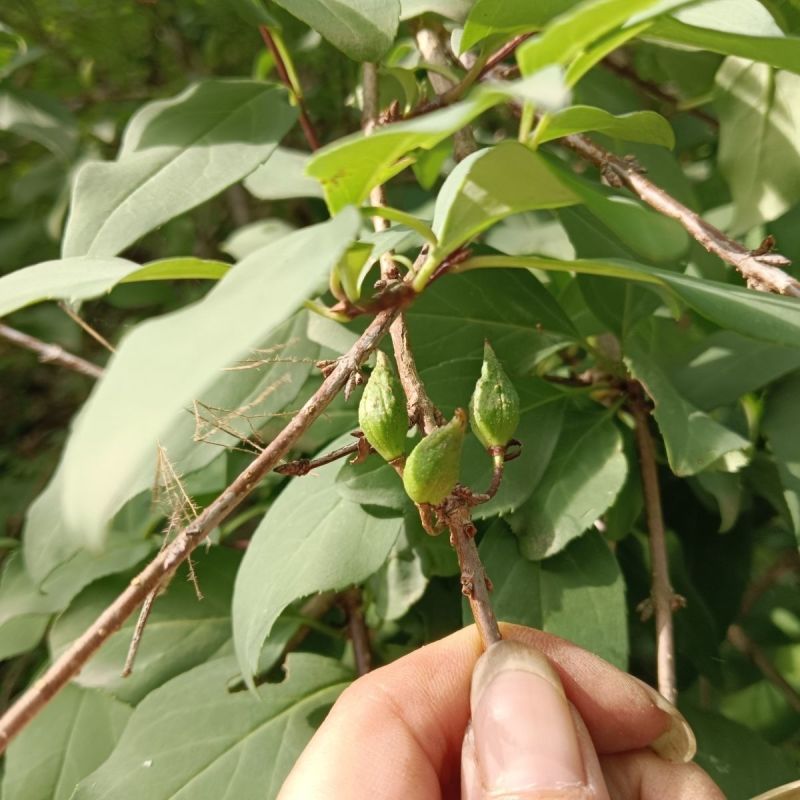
left=358, top=351, right=408, bottom=462
left=403, top=409, right=467, bottom=505
left=469, top=342, right=520, bottom=450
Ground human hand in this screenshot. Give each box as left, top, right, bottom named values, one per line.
left=277, top=624, right=725, bottom=799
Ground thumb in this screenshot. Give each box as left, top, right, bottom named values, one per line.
left=461, top=640, right=610, bottom=799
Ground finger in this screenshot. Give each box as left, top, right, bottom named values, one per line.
left=601, top=750, right=725, bottom=800
left=461, top=640, right=610, bottom=799
left=278, top=625, right=690, bottom=799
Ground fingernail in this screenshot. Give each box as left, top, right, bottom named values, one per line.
left=633, top=678, right=696, bottom=763
left=471, top=640, right=586, bottom=794
left=751, top=779, right=800, bottom=799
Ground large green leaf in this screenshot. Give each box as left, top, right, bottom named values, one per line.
left=232, top=434, right=403, bottom=685
left=62, top=81, right=297, bottom=258
left=72, top=654, right=352, bottom=800
left=533, top=106, right=675, bottom=148
left=305, top=92, right=498, bottom=213
left=625, top=333, right=750, bottom=475
left=474, top=521, right=628, bottom=668
left=428, top=141, right=579, bottom=262
left=2, top=685, right=131, bottom=800
left=453, top=254, right=800, bottom=349
left=272, top=0, right=400, bottom=61
left=715, top=57, right=800, bottom=233
left=49, top=548, right=239, bottom=704
left=56, top=212, right=358, bottom=549
left=763, top=372, right=800, bottom=542
left=649, top=0, right=800, bottom=73
left=0, top=256, right=228, bottom=319
left=510, top=409, right=627, bottom=559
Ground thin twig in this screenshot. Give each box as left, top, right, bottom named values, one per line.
left=631, top=389, right=678, bottom=703
left=478, top=33, right=533, bottom=79
left=341, top=588, right=372, bottom=676
left=0, top=323, right=104, bottom=379
left=447, top=501, right=502, bottom=646
left=557, top=131, right=799, bottom=297
left=0, top=304, right=402, bottom=753
left=602, top=55, right=718, bottom=129
left=258, top=25, right=320, bottom=151
left=121, top=590, right=157, bottom=677
left=740, top=550, right=800, bottom=617
left=58, top=302, right=115, bottom=353
left=274, top=438, right=368, bottom=476
left=728, top=624, right=800, bottom=715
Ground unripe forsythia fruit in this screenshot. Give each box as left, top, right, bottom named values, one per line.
left=469, top=342, right=520, bottom=449
left=358, top=351, right=407, bottom=462
left=403, top=409, right=467, bottom=505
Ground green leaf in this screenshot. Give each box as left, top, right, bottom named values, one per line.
left=669, top=330, right=800, bottom=410
left=72, top=654, right=352, bottom=800
left=2, top=685, right=131, bottom=800
left=336, top=456, right=408, bottom=509
left=0, top=553, right=62, bottom=660
left=233, top=434, right=403, bottom=685
left=57, top=212, right=359, bottom=549
left=510, top=409, right=627, bottom=559
left=715, top=57, right=800, bottom=233
left=406, top=269, right=579, bottom=375
left=221, top=219, right=296, bottom=260
left=0, top=255, right=227, bottom=320
left=683, top=706, right=799, bottom=799
left=763, top=371, right=800, bottom=542
left=272, top=0, right=400, bottom=61
left=454, top=254, right=800, bottom=350
left=516, top=0, right=679, bottom=76
left=461, top=0, right=575, bottom=52
left=533, top=106, right=675, bottom=148
left=62, top=81, right=297, bottom=258
left=547, top=160, right=690, bottom=264
left=243, top=147, right=324, bottom=200
left=123, top=257, right=230, bottom=283
left=625, top=332, right=751, bottom=475
left=368, top=525, right=428, bottom=621
left=649, top=0, right=800, bottom=73
left=49, top=548, right=239, bottom=704
left=0, top=86, right=77, bottom=159
left=0, top=257, right=137, bottom=318
left=227, top=0, right=281, bottom=27
left=306, top=91, right=498, bottom=213
left=427, top=141, right=579, bottom=265
left=473, top=521, right=628, bottom=668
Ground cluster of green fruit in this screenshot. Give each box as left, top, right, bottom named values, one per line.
left=358, top=342, right=520, bottom=506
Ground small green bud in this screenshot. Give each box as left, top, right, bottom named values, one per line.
left=469, top=342, right=520, bottom=450
left=403, top=409, right=467, bottom=505
left=358, top=351, right=407, bottom=462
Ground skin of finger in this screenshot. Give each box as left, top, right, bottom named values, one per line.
left=601, top=750, right=725, bottom=799
left=278, top=625, right=673, bottom=799
left=461, top=704, right=612, bottom=800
